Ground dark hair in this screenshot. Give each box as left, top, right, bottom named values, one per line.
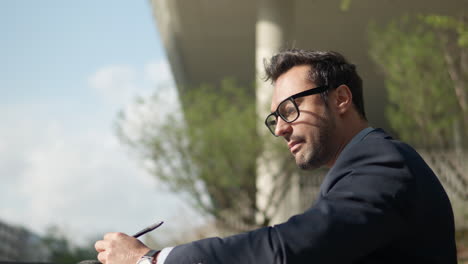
left=264, top=49, right=366, bottom=119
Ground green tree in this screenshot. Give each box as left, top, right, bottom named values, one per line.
left=117, top=80, right=294, bottom=231
left=368, top=15, right=468, bottom=149
left=41, top=226, right=97, bottom=264
left=421, top=15, right=468, bottom=120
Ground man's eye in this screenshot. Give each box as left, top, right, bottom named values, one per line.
left=283, top=106, right=296, bottom=117
left=267, top=120, right=277, bottom=126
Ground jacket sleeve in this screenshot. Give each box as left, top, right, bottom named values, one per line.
left=164, top=139, right=413, bottom=264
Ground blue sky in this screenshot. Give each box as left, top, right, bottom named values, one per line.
left=2, top=1, right=164, bottom=109
left=0, top=0, right=202, bottom=244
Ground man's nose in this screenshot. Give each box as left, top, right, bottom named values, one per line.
left=274, top=118, right=292, bottom=137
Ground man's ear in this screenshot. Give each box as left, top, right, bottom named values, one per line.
left=334, top=84, right=353, bottom=114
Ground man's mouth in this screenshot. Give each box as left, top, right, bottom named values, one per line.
left=288, top=141, right=303, bottom=154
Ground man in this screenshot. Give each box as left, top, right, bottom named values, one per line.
left=95, top=50, right=457, bottom=263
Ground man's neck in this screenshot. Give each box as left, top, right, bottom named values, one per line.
left=325, top=118, right=369, bottom=168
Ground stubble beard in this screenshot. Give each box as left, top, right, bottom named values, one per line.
left=296, top=110, right=336, bottom=170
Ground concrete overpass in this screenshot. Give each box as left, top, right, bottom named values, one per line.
left=150, top=0, right=466, bottom=131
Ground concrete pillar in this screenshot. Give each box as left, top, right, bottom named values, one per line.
left=255, top=0, right=295, bottom=225
left=255, top=0, right=293, bottom=116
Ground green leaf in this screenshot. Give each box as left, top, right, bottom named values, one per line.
left=340, top=0, right=352, bottom=11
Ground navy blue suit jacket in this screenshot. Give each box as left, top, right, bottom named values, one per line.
left=165, top=129, right=457, bottom=263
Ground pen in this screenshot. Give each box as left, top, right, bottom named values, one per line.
left=132, top=221, right=164, bottom=238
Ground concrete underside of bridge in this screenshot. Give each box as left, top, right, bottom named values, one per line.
left=151, top=0, right=466, bottom=131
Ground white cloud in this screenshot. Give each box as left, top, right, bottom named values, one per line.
left=0, top=106, right=203, bottom=244
left=88, top=61, right=178, bottom=112
left=144, top=60, right=174, bottom=85
left=117, top=86, right=182, bottom=147
left=110, top=60, right=182, bottom=152
left=0, top=62, right=203, bottom=246
left=88, top=65, right=138, bottom=105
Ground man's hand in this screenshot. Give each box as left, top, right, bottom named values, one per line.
left=95, top=232, right=150, bottom=264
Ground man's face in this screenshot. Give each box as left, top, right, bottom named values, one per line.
left=270, top=65, right=336, bottom=169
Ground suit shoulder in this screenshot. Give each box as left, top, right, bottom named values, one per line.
left=347, top=129, right=420, bottom=164
left=340, top=132, right=403, bottom=167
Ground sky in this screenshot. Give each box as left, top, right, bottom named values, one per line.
left=0, top=0, right=204, bottom=245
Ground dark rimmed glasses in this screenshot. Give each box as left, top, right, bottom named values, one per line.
left=265, top=86, right=329, bottom=136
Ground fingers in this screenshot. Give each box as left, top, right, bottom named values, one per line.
left=104, top=232, right=126, bottom=240
left=96, top=232, right=128, bottom=251
left=94, top=232, right=149, bottom=264
left=95, top=233, right=118, bottom=264
left=97, top=251, right=108, bottom=264
left=95, top=239, right=109, bottom=252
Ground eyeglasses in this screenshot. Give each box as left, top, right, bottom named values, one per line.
left=264, top=86, right=329, bottom=136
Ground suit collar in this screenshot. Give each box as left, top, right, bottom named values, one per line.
left=340, top=127, right=375, bottom=154
left=318, top=127, right=387, bottom=198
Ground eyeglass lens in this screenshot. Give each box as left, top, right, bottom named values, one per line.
left=266, top=99, right=299, bottom=134
left=279, top=100, right=298, bottom=121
